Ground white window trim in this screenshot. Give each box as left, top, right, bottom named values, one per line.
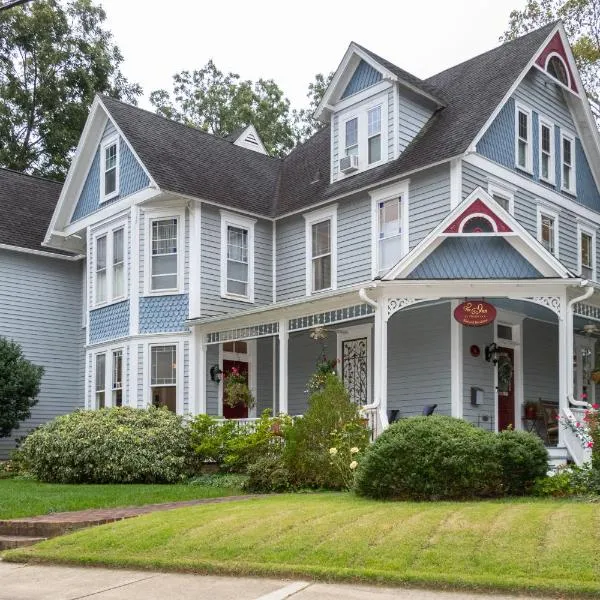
left=577, top=222, right=596, bottom=281
left=536, top=204, right=559, bottom=258
left=143, top=207, right=185, bottom=296
left=487, top=179, right=515, bottom=215
left=560, top=130, right=577, bottom=195
left=369, top=180, right=410, bottom=278
left=220, top=210, right=256, bottom=303
left=336, top=323, right=373, bottom=405
left=91, top=344, right=127, bottom=409
left=339, top=94, right=388, bottom=177
left=514, top=102, right=533, bottom=174
left=100, top=134, right=120, bottom=203
left=143, top=337, right=184, bottom=415
left=538, top=115, right=555, bottom=185
left=91, top=217, right=128, bottom=308
left=303, top=204, right=338, bottom=296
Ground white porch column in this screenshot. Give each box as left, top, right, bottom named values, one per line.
left=189, top=327, right=207, bottom=415
left=197, top=337, right=207, bottom=415
left=278, top=318, right=289, bottom=414
left=558, top=293, right=568, bottom=447
left=450, top=300, right=464, bottom=418
left=375, top=304, right=388, bottom=424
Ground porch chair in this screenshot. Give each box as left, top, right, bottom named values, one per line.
left=539, top=401, right=559, bottom=445
left=422, top=404, right=437, bottom=416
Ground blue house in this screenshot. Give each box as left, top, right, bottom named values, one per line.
left=11, top=21, right=600, bottom=465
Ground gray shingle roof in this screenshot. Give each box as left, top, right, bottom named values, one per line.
left=0, top=168, right=71, bottom=255
left=99, top=23, right=557, bottom=218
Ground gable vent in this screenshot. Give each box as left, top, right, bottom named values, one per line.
left=244, top=132, right=259, bottom=146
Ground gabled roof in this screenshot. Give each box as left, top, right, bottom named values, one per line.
left=0, top=168, right=72, bottom=256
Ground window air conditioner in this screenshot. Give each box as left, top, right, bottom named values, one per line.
left=339, top=154, right=359, bottom=174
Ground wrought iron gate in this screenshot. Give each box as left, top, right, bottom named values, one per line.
left=342, top=337, right=368, bottom=405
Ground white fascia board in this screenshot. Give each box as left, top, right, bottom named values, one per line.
left=0, top=243, right=83, bottom=261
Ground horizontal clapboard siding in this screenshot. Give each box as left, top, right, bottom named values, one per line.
left=276, top=214, right=305, bottom=302
left=398, top=90, right=434, bottom=154
left=338, top=194, right=372, bottom=287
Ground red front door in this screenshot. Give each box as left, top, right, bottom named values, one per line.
left=497, top=347, right=515, bottom=431
left=222, top=359, right=249, bottom=419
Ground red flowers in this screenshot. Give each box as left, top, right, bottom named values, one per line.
left=587, top=441, right=595, bottom=448
left=593, top=404, right=600, bottom=410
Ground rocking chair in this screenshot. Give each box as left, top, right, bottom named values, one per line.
left=539, top=401, right=559, bottom=445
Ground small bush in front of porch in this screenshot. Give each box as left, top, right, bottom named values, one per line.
left=16, top=407, right=190, bottom=484
left=354, top=416, right=502, bottom=500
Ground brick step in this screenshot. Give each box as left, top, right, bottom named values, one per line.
left=0, top=520, right=88, bottom=538
left=0, top=535, right=47, bottom=550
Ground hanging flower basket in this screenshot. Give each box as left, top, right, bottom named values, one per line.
left=591, top=370, right=600, bottom=384
left=223, top=367, right=255, bottom=409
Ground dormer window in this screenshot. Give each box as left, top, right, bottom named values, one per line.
left=368, top=106, right=381, bottom=164
left=345, top=118, right=358, bottom=156
left=515, top=103, right=532, bottom=173
left=100, top=134, right=119, bottom=201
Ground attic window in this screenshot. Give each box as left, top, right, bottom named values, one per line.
left=461, top=216, right=495, bottom=234
left=100, top=134, right=119, bottom=201
left=547, top=55, right=569, bottom=87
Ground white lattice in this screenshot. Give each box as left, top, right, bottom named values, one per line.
left=524, top=296, right=561, bottom=316
left=288, top=304, right=374, bottom=332
left=206, top=322, right=279, bottom=344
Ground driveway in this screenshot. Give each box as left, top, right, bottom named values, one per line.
left=0, top=562, right=555, bottom=600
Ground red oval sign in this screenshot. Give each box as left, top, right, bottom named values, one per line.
left=454, top=301, right=496, bottom=327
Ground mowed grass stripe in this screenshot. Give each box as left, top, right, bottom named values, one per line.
left=5, top=494, right=600, bottom=596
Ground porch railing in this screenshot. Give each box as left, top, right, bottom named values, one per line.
left=213, top=417, right=261, bottom=431
left=360, top=406, right=382, bottom=441
left=561, top=407, right=593, bottom=467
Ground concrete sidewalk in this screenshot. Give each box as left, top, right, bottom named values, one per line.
left=0, top=562, right=553, bottom=600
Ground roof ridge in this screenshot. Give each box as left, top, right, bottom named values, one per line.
left=351, top=41, right=425, bottom=83
left=425, top=20, right=559, bottom=83
left=99, top=95, right=282, bottom=163
left=0, top=167, right=63, bottom=185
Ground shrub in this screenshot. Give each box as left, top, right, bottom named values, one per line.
left=495, top=429, right=549, bottom=495
left=354, top=416, right=502, bottom=500
left=533, top=464, right=600, bottom=497
left=188, top=473, right=248, bottom=489
left=283, top=373, right=369, bottom=489
left=244, top=454, right=293, bottom=493
left=17, top=407, right=190, bottom=483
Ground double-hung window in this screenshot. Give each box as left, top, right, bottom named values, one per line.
left=378, top=198, right=402, bottom=272
left=95, top=353, right=106, bottom=409
left=112, top=349, right=123, bottom=407
left=150, top=344, right=177, bottom=412
left=515, top=104, right=532, bottom=172
left=151, top=218, right=178, bottom=291
left=539, top=119, right=555, bottom=183
left=220, top=212, right=255, bottom=302
left=561, top=133, right=576, bottom=194
left=367, top=106, right=381, bottom=164
left=537, top=206, right=558, bottom=257
left=101, top=136, right=119, bottom=201
left=345, top=118, right=358, bottom=156
left=304, top=206, right=337, bottom=295
left=93, top=225, right=126, bottom=306
left=579, top=226, right=595, bottom=280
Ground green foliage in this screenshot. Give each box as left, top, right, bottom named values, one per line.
left=244, top=454, right=293, bottom=493
left=0, top=0, right=140, bottom=179
left=502, top=0, right=600, bottom=105
left=0, top=337, right=44, bottom=438
left=292, top=71, right=334, bottom=142
left=534, top=464, right=600, bottom=497
left=17, top=407, right=190, bottom=483
left=187, top=473, right=248, bottom=489
left=496, top=429, right=549, bottom=495
left=189, top=410, right=287, bottom=473
left=355, top=416, right=502, bottom=500
left=283, top=373, right=369, bottom=489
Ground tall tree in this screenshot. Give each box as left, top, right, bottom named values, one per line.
left=150, top=60, right=296, bottom=157
left=0, top=0, right=141, bottom=179
left=502, top=0, right=600, bottom=105
left=293, top=72, right=334, bottom=143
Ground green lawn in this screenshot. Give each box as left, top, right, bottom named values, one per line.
left=5, top=493, right=600, bottom=596
left=0, top=478, right=243, bottom=520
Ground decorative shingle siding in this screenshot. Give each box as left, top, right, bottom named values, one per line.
left=341, top=59, right=382, bottom=99
left=70, top=125, right=150, bottom=223
left=0, top=250, right=84, bottom=457
left=89, top=300, right=130, bottom=343
left=139, top=294, right=188, bottom=334
left=407, top=237, right=542, bottom=279
left=409, top=164, right=451, bottom=249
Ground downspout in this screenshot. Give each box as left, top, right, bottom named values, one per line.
left=359, top=286, right=380, bottom=411
left=567, top=282, right=594, bottom=408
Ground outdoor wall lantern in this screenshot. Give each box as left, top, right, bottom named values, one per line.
left=485, top=342, right=500, bottom=365
left=210, top=365, right=223, bottom=383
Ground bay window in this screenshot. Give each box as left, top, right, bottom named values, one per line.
left=220, top=211, right=255, bottom=302
left=112, top=228, right=125, bottom=299
left=150, top=344, right=177, bottom=412
left=151, top=218, right=178, bottom=291
left=93, top=224, right=126, bottom=306
left=95, top=235, right=107, bottom=304
left=515, top=104, right=532, bottom=172
left=561, top=133, right=576, bottom=194
left=95, top=353, right=106, bottom=409
left=112, top=349, right=123, bottom=407
left=304, top=205, right=337, bottom=295
left=539, top=119, right=554, bottom=183
left=101, top=136, right=119, bottom=201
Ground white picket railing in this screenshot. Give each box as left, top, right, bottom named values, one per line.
left=561, top=407, right=593, bottom=467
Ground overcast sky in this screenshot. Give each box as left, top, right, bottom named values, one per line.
left=100, top=0, right=523, bottom=111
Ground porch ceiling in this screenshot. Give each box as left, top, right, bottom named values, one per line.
left=491, top=298, right=559, bottom=322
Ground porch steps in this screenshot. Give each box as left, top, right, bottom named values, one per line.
left=548, top=447, right=570, bottom=470
left=0, top=535, right=47, bottom=550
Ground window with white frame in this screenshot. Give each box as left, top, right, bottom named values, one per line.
left=345, top=118, right=358, bottom=156
left=367, top=106, right=381, bottom=164
left=561, top=132, right=576, bottom=194
left=93, top=224, right=126, bottom=306
left=151, top=218, right=178, bottom=291
left=220, top=212, right=255, bottom=301
left=579, top=227, right=595, bottom=280
left=378, top=198, right=402, bottom=272
left=515, top=104, right=532, bottom=172
left=487, top=181, right=514, bottom=214
left=112, top=349, right=123, bottom=407
left=101, top=136, right=119, bottom=201
left=95, top=353, right=106, bottom=409
left=150, top=345, right=177, bottom=412
left=537, top=207, right=558, bottom=257
left=539, top=119, right=555, bottom=183
left=304, top=206, right=337, bottom=295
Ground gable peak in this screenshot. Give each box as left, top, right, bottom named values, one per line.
left=231, top=124, right=267, bottom=155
